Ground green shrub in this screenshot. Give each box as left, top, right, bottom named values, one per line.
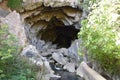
left=0, top=24, right=17, bottom=78
left=7, top=0, right=22, bottom=10
left=78, top=0, right=120, bottom=73
left=0, top=24, right=36, bottom=80
left=78, top=0, right=100, bottom=12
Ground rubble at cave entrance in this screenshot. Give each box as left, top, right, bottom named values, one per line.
left=20, top=0, right=83, bottom=80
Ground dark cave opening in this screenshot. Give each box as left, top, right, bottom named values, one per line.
left=39, top=25, right=79, bottom=48
left=53, top=26, right=79, bottom=48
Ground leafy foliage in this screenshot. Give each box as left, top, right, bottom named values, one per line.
left=0, top=24, right=36, bottom=80
left=7, top=0, right=22, bottom=10
left=78, top=0, right=120, bottom=73
left=78, top=0, right=100, bottom=12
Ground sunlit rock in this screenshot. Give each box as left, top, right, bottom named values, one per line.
left=1, top=11, right=27, bottom=46
left=52, top=52, right=67, bottom=65
left=63, top=63, right=75, bottom=72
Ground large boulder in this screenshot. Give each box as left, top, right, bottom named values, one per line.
left=68, top=39, right=83, bottom=67
left=52, top=52, right=68, bottom=65
left=0, top=11, right=27, bottom=46
left=76, top=62, right=106, bottom=80
left=63, top=63, right=75, bottom=72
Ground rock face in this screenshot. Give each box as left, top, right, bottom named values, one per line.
left=0, top=11, right=27, bottom=46
left=22, top=0, right=79, bottom=9
left=19, top=0, right=83, bottom=79
left=19, top=0, right=82, bottom=50
left=19, top=0, right=82, bottom=69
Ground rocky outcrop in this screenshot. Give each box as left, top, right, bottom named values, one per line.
left=0, top=11, right=27, bottom=46
left=18, top=0, right=83, bottom=69
left=19, top=0, right=82, bottom=50
left=22, top=0, right=79, bottom=9
left=19, top=1, right=83, bottom=79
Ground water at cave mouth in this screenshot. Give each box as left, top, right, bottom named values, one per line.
left=50, top=63, right=84, bottom=80
left=50, top=71, right=83, bottom=80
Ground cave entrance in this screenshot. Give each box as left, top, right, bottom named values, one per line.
left=37, top=18, right=79, bottom=48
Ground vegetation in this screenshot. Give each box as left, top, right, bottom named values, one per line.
left=0, top=24, right=36, bottom=80
left=78, top=0, right=120, bottom=74
left=7, top=0, right=22, bottom=10
left=78, top=0, right=100, bottom=12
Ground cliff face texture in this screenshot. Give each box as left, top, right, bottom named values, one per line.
left=22, top=0, right=78, bottom=8
left=18, top=1, right=84, bottom=80
left=19, top=0, right=82, bottom=49
left=0, top=0, right=83, bottom=47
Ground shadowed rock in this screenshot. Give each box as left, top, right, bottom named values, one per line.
left=50, top=71, right=83, bottom=80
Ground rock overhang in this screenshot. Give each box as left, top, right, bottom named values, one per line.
left=20, top=0, right=82, bottom=49
left=22, top=0, right=79, bottom=9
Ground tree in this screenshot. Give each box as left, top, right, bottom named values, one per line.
left=78, top=0, right=120, bottom=74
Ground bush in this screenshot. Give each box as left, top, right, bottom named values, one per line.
left=0, top=24, right=36, bottom=80
left=7, top=0, right=22, bottom=10
left=78, top=0, right=120, bottom=73
left=78, top=0, right=100, bottom=12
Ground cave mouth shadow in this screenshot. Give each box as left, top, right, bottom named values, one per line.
left=40, top=25, right=79, bottom=48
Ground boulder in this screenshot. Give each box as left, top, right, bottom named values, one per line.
left=76, top=62, right=106, bottom=80
left=58, top=48, right=69, bottom=56
left=63, top=63, right=75, bottom=72
left=68, top=39, right=83, bottom=67
left=1, top=11, right=27, bottom=46
left=52, top=52, right=67, bottom=65
left=21, top=45, right=39, bottom=58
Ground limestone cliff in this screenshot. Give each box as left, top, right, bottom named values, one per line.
left=18, top=0, right=82, bottom=49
